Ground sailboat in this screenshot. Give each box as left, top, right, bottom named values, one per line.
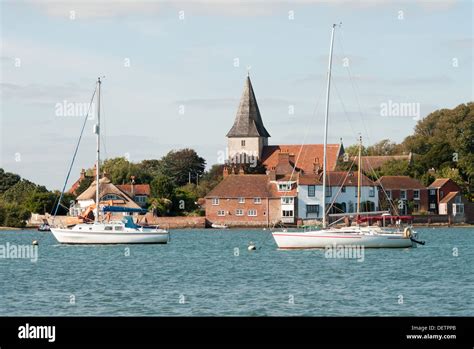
left=50, top=78, right=169, bottom=244
left=272, top=25, right=421, bottom=249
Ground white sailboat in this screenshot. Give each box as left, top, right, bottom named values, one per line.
left=51, top=77, right=169, bottom=244
left=272, top=25, right=421, bottom=249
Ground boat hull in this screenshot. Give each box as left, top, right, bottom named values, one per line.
left=272, top=231, right=415, bottom=249
left=50, top=228, right=169, bottom=244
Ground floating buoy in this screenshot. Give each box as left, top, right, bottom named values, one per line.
left=32, top=240, right=38, bottom=246
left=248, top=242, right=256, bottom=251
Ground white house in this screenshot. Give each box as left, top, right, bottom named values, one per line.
left=297, top=171, right=379, bottom=220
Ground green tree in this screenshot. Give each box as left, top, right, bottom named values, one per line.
left=1, top=179, right=48, bottom=204
left=161, top=149, right=206, bottom=187
left=150, top=174, right=175, bottom=199
left=0, top=168, right=21, bottom=194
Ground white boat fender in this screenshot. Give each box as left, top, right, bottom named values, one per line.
left=248, top=242, right=256, bottom=251
left=403, top=227, right=412, bottom=239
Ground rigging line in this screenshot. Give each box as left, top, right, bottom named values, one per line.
left=337, top=29, right=373, bottom=145
left=52, top=84, right=98, bottom=222
left=280, top=78, right=327, bottom=198
left=100, top=87, right=107, bottom=159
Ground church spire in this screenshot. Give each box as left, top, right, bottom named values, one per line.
left=226, top=75, right=271, bottom=138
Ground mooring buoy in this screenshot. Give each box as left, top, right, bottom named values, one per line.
left=32, top=240, right=38, bottom=246
left=248, top=242, right=256, bottom=251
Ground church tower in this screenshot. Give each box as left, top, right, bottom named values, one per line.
left=226, top=75, right=270, bottom=163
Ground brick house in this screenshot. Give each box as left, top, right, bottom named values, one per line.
left=376, top=176, right=428, bottom=214
left=205, top=169, right=297, bottom=227
left=427, top=178, right=462, bottom=214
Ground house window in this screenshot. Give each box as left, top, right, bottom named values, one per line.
left=278, top=183, right=292, bottom=192
left=101, top=194, right=124, bottom=201
left=341, top=202, right=347, bottom=213
left=400, top=190, right=407, bottom=200
left=326, top=186, right=332, bottom=197
left=253, top=197, right=262, bottom=204
left=238, top=197, right=245, bottom=204
left=413, top=190, right=420, bottom=200
left=386, top=190, right=392, bottom=199
left=235, top=209, right=243, bottom=216
left=413, top=203, right=420, bottom=212
left=217, top=210, right=225, bottom=216
left=248, top=209, right=257, bottom=216
left=308, top=185, right=316, bottom=197
left=430, top=189, right=436, bottom=195
left=430, top=203, right=436, bottom=209
left=341, top=186, right=346, bottom=193
left=281, top=197, right=294, bottom=205
left=241, top=140, right=246, bottom=147
left=306, top=205, right=319, bottom=214
left=282, top=210, right=294, bottom=217
left=440, top=191, right=444, bottom=199
left=369, top=186, right=375, bottom=197
left=212, top=198, right=219, bottom=205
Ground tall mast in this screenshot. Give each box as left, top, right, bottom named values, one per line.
left=95, top=77, right=101, bottom=223
left=322, top=24, right=337, bottom=229
left=357, top=135, right=362, bottom=221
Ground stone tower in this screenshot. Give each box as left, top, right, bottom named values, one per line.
left=226, top=75, right=270, bottom=164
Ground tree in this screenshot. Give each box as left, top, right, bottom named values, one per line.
left=161, top=149, right=206, bottom=187
left=0, top=168, right=21, bottom=194
left=1, top=179, right=48, bottom=204
left=101, top=157, right=135, bottom=184
left=366, top=139, right=402, bottom=156
left=150, top=174, right=175, bottom=199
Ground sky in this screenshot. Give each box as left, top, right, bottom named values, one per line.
left=0, top=0, right=473, bottom=190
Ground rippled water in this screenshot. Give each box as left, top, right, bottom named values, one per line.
left=0, top=227, right=473, bottom=316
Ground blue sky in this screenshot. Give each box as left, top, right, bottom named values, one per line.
left=1, top=0, right=472, bottom=190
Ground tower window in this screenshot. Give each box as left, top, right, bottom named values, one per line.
left=241, top=140, right=246, bottom=147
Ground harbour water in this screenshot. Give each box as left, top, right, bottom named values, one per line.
left=0, top=227, right=473, bottom=316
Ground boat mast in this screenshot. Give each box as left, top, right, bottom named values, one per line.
left=357, top=135, right=362, bottom=222
left=322, top=24, right=337, bottom=229
left=95, top=77, right=101, bottom=223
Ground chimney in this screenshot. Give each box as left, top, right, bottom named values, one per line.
left=289, top=153, right=295, bottom=164
left=93, top=164, right=97, bottom=179
left=313, top=157, right=320, bottom=174
left=80, top=168, right=86, bottom=179
left=223, top=166, right=229, bottom=178
left=278, top=152, right=290, bottom=164
left=267, top=169, right=276, bottom=181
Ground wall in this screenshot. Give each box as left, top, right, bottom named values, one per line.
left=298, top=184, right=378, bottom=219
left=205, top=197, right=281, bottom=227
left=227, top=137, right=265, bottom=161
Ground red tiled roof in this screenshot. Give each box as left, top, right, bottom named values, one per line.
left=377, top=176, right=425, bottom=190
left=428, top=178, right=451, bottom=189
left=117, top=184, right=150, bottom=196
left=261, top=144, right=341, bottom=175
left=206, top=174, right=276, bottom=198
left=352, top=154, right=411, bottom=172
left=298, top=171, right=374, bottom=187
left=439, top=191, right=459, bottom=204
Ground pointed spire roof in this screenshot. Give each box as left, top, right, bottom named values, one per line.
left=226, top=76, right=271, bottom=138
